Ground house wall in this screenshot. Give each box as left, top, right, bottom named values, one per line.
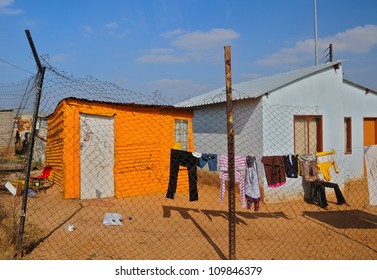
left=191, top=103, right=227, bottom=157
left=46, top=102, right=68, bottom=195
left=260, top=65, right=377, bottom=202
left=260, top=66, right=344, bottom=202
left=263, top=65, right=377, bottom=176
left=262, top=65, right=342, bottom=151
left=191, top=98, right=265, bottom=205
left=192, top=98, right=264, bottom=161
left=0, top=110, right=14, bottom=160
left=46, top=99, right=194, bottom=199
left=184, top=64, right=377, bottom=204
left=341, top=83, right=377, bottom=175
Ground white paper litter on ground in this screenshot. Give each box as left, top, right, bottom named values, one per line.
left=103, top=212, right=123, bottom=226
left=5, top=181, right=17, bottom=196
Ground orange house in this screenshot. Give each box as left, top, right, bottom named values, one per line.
left=45, top=97, right=194, bottom=199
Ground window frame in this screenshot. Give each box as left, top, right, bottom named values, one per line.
left=344, top=117, right=352, bottom=154
left=174, top=119, right=189, bottom=151
left=293, top=115, right=323, bottom=154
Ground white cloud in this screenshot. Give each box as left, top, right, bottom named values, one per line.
left=104, top=21, right=129, bottom=39
left=136, top=53, right=188, bottom=64
left=136, top=48, right=188, bottom=63
left=146, top=79, right=214, bottom=103
left=105, top=22, right=119, bottom=29
left=161, top=29, right=186, bottom=38
left=257, top=24, right=377, bottom=67
left=0, top=0, right=22, bottom=15
left=137, top=28, right=240, bottom=64
left=148, top=48, right=174, bottom=54
left=171, top=28, right=240, bottom=50
left=0, top=0, right=13, bottom=7
left=324, top=24, right=377, bottom=53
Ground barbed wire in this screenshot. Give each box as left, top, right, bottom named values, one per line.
left=1, top=61, right=377, bottom=260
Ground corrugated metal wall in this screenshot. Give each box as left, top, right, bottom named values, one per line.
left=0, top=110, right=14, bottom=160
left=46, top=98, right=194, bottom=199
left=45, top=104, right=65, bottom=192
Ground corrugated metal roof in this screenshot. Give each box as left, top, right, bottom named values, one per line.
left=175, top=61, right=342, bottom=108
left=343, top=79, right=377, bottom=95
left=47, top=97, right=192, bottom=118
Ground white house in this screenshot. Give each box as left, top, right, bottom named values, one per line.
left=176, top=61, right=377, bottom=203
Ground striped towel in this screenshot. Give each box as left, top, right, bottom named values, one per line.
left=219, top=155, right=247, bottom=208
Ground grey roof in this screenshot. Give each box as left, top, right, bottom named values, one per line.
left=175, top=61, right=342, bottom=108
left=343, top=79, right=377, bottom=95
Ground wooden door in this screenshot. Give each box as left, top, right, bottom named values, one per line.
left=363, top=118, right=377, bottom=175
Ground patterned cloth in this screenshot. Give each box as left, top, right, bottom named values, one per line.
left=299, top=153, right=320, bottom=182
left=219, top=155, right=247, bottom=208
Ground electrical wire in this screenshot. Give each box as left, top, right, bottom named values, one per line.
left=0, top=57, right=35, bottom=75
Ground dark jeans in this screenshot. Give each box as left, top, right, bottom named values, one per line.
left=198, top=153, right=218, bottom=171
left=321, top=181, right=346, bottom=205
left=310, top=180, right=346, bottom=208
left=309, top=182, right=328, bottom=208
left=166, top=149, right=198, bottom=201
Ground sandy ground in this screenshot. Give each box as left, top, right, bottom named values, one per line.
left=0, top=172, right=377, bottom=260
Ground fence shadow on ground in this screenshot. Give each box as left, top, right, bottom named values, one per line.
left=303, top=209, right=377, bottom=229
left=24, top=203, right=84, bottom=256
left=162, top=205, right=291, bottom=259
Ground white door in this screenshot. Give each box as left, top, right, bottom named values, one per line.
left=80, top=114, right=114, bottom=199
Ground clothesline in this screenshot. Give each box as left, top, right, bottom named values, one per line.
left=166, top=149, right=343, bottom=211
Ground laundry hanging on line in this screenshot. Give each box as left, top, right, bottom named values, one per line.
left=284, top=154, right=299, bottom=178
left=261, top=155, right=286, bottom=188
left=316, top=150, right=339, bottom=181
left=166, top=149, right=199, bottom=202
left=245, top=156, right=261, bottom=211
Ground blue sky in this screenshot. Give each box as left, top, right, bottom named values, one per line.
left=1, top=0, right=377, bottom=103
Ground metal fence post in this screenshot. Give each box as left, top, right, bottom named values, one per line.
left=16, top=30, right=45, bottom=256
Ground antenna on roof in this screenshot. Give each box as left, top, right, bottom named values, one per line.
left=324, top=44, right=333, bottom=63
left=314, top=0, right=318, bottom=65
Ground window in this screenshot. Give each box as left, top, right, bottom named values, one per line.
left=174, top=119, right=188, bottom=151
left=294, top=115, right=323, bottom=154
left=344, top=117, right=352, bottom=154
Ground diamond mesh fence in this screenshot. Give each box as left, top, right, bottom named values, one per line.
left=1, top=61, right=376, bottom=260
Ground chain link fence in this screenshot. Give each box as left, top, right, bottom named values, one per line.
left=1, top=60, right=377, bottom=260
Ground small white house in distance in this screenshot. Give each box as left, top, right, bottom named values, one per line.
left=176, top=60, right=377, bottom=203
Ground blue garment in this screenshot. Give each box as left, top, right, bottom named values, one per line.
left=284, top=154, right=299, bottom=178
left=198, top=153, right=218, bottom=171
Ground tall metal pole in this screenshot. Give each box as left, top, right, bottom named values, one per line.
left=17, top=30, right=46, bottom=256
left=314, top=0, right=319, bottom=65
left=25, top=30, right=44, bottom=72
left=224, top=46, right=236, bottom=260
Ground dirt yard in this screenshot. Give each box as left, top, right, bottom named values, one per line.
left=1, top=173, right=377, bottom=260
